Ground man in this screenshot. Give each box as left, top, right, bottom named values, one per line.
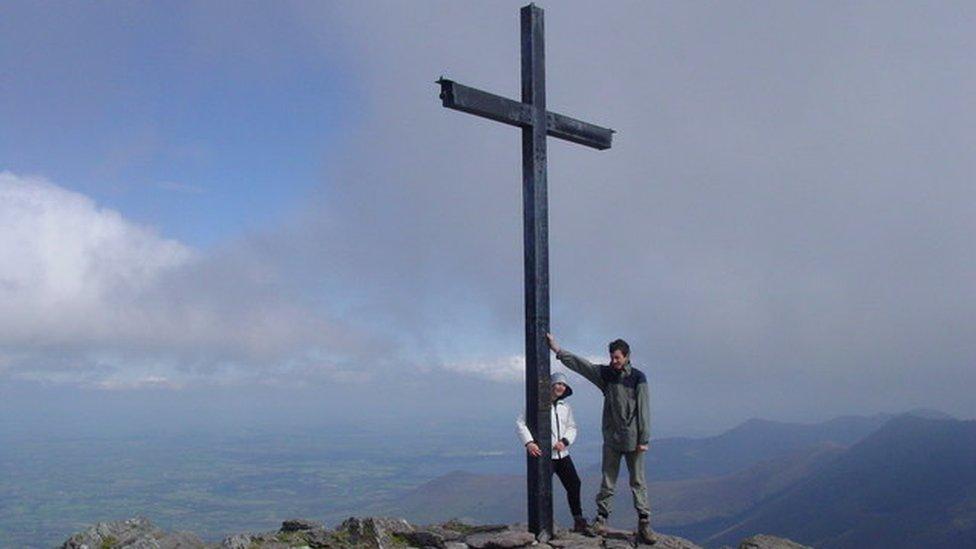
left=546, top=333, right=655, bottom=544
left=516, top=372, right=588, bottom=533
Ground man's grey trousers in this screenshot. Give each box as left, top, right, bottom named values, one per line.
left=597, top=445, right=651, bottom=518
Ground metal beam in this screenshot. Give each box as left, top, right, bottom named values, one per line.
left=546, top=111, right=613, bottom=150
left=438, top=79, right=613, bottom=150
left=437, top=79, right=527, bottom=128
left=521, top=3, right=553, bottom=541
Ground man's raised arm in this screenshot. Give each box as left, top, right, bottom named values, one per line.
left=546, top=333, right=605, bottom=391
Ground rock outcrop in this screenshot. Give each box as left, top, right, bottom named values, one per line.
left=60, top=516, right=807, bottom=549
left=61, top=516, right=206, bottom=549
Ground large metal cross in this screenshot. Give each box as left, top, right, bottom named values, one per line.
left=436, top=3, right=613, bottom=539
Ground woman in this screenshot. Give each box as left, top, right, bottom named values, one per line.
left=516, top=372, right=588, bottom=533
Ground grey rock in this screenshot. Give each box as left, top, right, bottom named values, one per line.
left=429, top=521, right=509, bottom=542
left=548, top=530, right=602, bottom=549
left=57, top=515, right=794, bottom=549
left=60, top=517, right=207, bottom=549
left=305, top=528, right=339, bottom=548
left=282, top=518, right=326, bottom=532
left=601, top=527, right=633, bottom=541
left=549, top=538, right=596, bottom=546
left=220, top=531, right=290, bottom=548
left=402, top=530, right=447, bottom=549
left=272, top=524, right=338, bottom=548
left=62, top=517, right=166, bottom=549
left=219, top=533, right=253, bottom=549
left=467, top=525, right=513, bottom=534
left=245, top=542, right=291, bottom=549
left=422, top=525, right=467, bottom=542
left=549, top=541, right=602, bottom=549
left=418, top=526, right=464, bottom=542
left=738, top=534, right=813, bottom=549
left=591, top=524, right=702, bottom=549
left=157, top=532, right=207, bottom=549
left=464, top=530, right=536, bottom=549
left=337, top=516, right=415, bottom=548
left=640, top=532, right=704, bottom=549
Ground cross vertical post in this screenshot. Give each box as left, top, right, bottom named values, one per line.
left=520, top=4, right=553, bottom=539
left=435, top=3, right=613, bottom=539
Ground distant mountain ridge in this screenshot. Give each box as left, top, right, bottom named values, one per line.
left=638, top=408, right=952, bottom=481
left=690, top=415, right=976, bottom=548
left=378, top=410, right=974, bottom=548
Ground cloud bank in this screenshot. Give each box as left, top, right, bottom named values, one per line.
left=4, top=2, right=976, bottom=430
left=0, top=172, right=387, bottom=388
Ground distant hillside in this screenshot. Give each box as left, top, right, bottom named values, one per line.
left=383, top=471, right=523, bottom=524
left=636, top=411, right=930, bottom=481
left=378, top=411, right=974, bottom=548
left=651, top=442, right=844, bottom=527
left=379, top=442, right=843, bottom=530
left=695, top=416, right=976, bottom=548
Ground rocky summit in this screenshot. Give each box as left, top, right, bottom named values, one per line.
left=60, top=516, right=810, bottom=549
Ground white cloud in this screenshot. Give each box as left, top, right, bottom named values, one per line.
left=0, top=171, right=193, bottom=345
left=0, top=171, right=383, bottom=388
left=441, top=354, right=603, bottom=384
left=90, top=375, right=184, bottom=391
left=443, top=355, right=526, bottom=382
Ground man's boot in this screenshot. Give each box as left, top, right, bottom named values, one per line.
left=636, top=516, right=657, bottom=545
left=590, top=514, right=608, bottom=536
left=572, top=515, right=590, bottom=535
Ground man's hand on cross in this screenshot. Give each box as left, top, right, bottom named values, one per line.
left=546, top=333, right=560, bottom=354
left=526, top=442, right=543, bottom=457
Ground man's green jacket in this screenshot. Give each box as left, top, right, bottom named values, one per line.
left=556, top=350, right=650, bottom=452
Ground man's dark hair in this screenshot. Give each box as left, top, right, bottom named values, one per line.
left=608, top=338, right=630, bottom=356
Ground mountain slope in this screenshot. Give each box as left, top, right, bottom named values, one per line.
left=379, top=443, right=844, bottom=530
left=637, top=413, right=900, bottom=481
left=652, top=442, right=844, bottom=527
left=699, top=416, right=976, bottom=548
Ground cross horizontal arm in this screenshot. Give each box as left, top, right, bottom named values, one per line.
left=437, top=78, right=613, bottom=150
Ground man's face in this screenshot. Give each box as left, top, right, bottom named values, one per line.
left=610, top=350, right=628, bottom=370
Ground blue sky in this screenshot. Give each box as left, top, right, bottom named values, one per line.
left=3, top=1, right=976, bottom=436
left=2, top=2, right=358, bottom=247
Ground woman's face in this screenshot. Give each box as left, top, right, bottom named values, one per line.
left=552, top=382, right=567, bottom=398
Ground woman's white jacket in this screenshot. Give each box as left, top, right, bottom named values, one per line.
left=516, top=398, right=578, bottom=459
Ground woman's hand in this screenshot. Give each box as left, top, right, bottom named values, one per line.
left=526, top=442, right=543, bottom=457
